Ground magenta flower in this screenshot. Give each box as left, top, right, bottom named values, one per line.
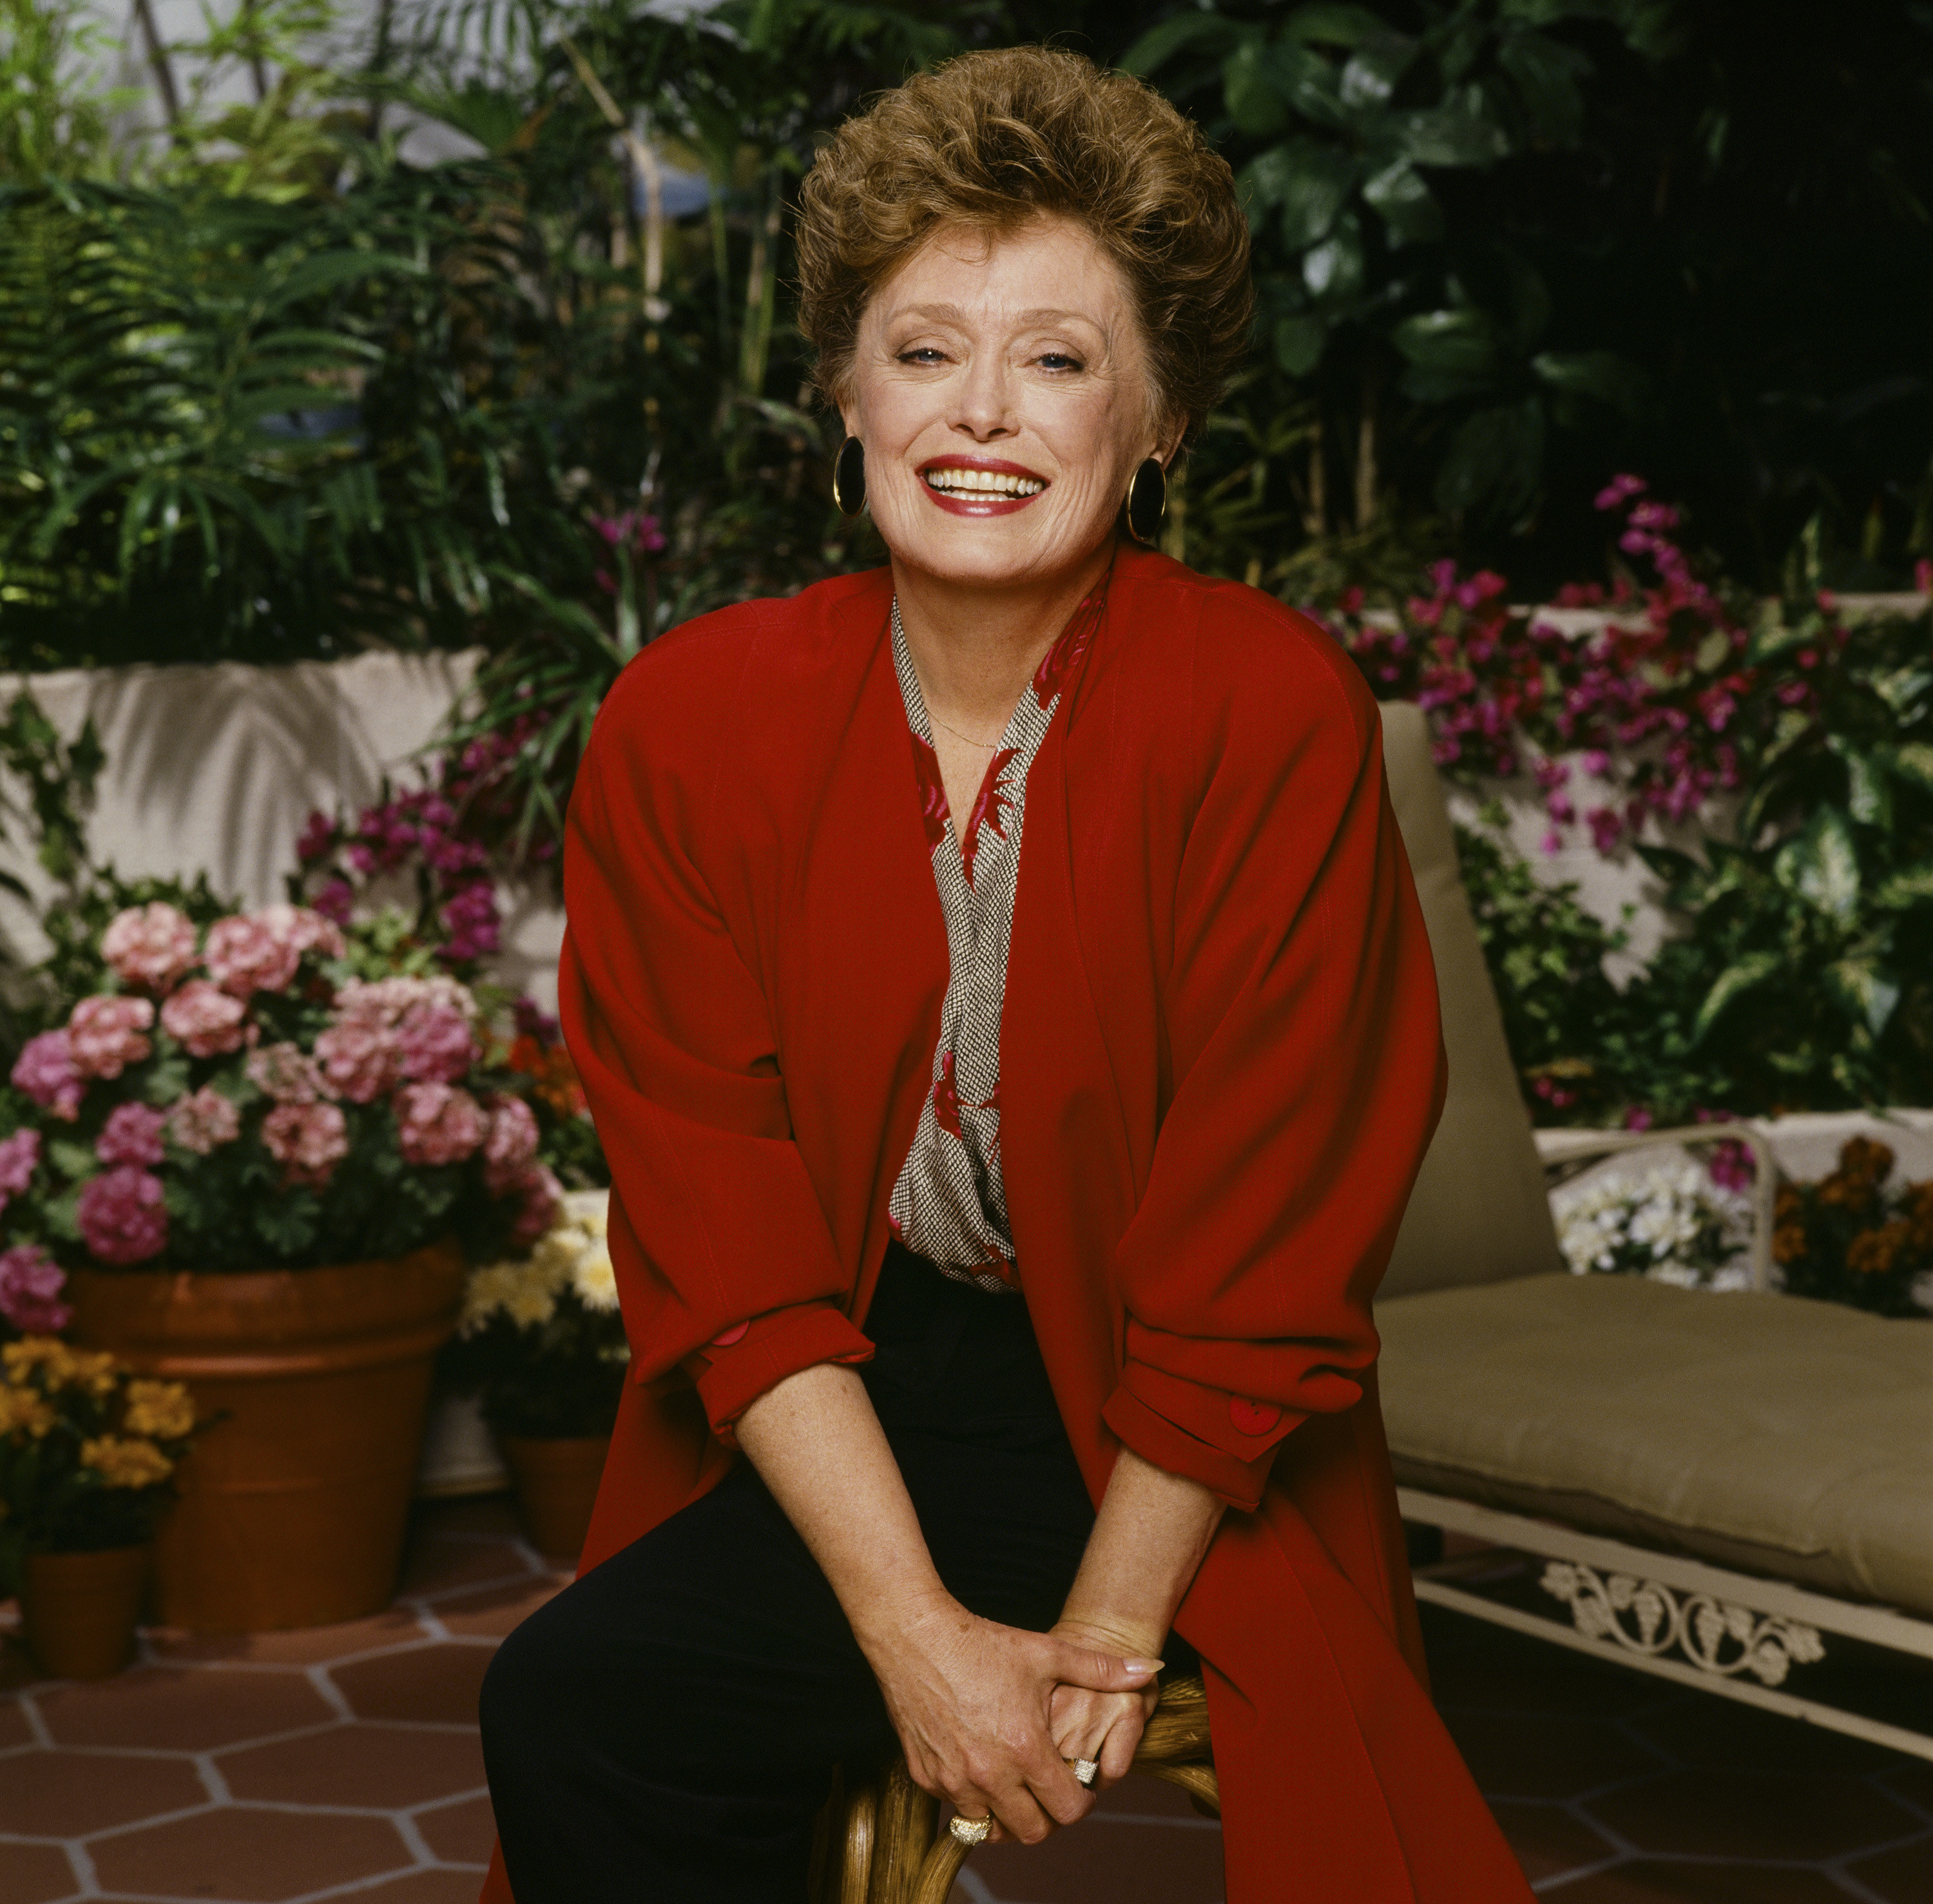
left=0, top=1242, right=70, bottom=1332
left=11, top=1030, right=82, bottom=1120
left=258, top=903, right=347, bottom=963
left=160, top=978, right=250, bottom=1059
left=0, top=1128, right=40, bottom=1202
left=68, top=995, right=155, bottom=1081
left=394, top=1082, right=485, bottom=1167
left=1708, top=1138, right=1757, bottom=1195
left=101, top=903, right=200, bottom=994
left=97, top=1102, right=167, bottom=1167
left=245, top=1043, right=331, bottom=1105
left=482, top=1096, right=540, bottom=1193
left=262, top=1101, right=349, bottom=1189
left=296, top=811, right=336, bottom=863
left=164, top=1086, right=241, bottom=1155
left=314, top=1017, right=398, bottom=1104
left=77, top=1165, right=168, bottom=1265
left=395, top=999, right=476, bottom=1085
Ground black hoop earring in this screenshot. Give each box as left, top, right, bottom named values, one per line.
left=1124, top=457, right=1166, bottom=544
left=832, top=436, right=866, bottom=517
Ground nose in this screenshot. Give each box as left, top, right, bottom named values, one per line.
left=950, top=347, right=1017, bottom=443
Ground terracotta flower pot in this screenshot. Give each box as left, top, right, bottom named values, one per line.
left=67, top=1240, right=465, bottom=1632
left=498, top=1434, right=610, bottom=1565
left=21, top=1545, right=150, bottom=1680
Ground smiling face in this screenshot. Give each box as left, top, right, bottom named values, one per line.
left=840, top=216, right=1173, bottom=594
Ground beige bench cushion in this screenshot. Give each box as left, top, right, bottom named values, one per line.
left=1377, top=1274, right=1933, bottom=1616
left=1378, top=704, right=1559, bottom=1297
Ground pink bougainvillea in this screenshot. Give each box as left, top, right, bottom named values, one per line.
left=203, top=914, right=302, bottom=998
left=77, top=1165, right=169, bottom=1265
left=10, top=1031, right=82, bottom=1120
left=96, top=1102, right=167, bottom=1167
left=164, top=1087, right=241, bottom=1155
left=262, top=1101, right=350, bottom=1189
left=245, top=1043, right=330, bottom=1104
left=394, top=1081, right=486, bottom=1167
left=160, top=979, right=250, bottom=1059
left=482, top=1095, right=540, bottom=1193
left=68, top=995, right=155, bottom=1080
left=101, top=903, right=200, bottom=994
left=0, top=1128, right=40, bottom=1207
left=0, top=1242, right=70, bottom=1332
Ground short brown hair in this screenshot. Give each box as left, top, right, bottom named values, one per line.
left=794, top=46, right=1253, bottom=447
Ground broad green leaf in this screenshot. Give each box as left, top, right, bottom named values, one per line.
left=1746, top=608, right=1825, bottom=664
left=1774, top=807, right=1861, bottom=919
left=1395, top=97, right=1510, bottom=168
left=1434, top=399, right=1544, bottom=521
left=1498, top=30, right=1591, bottom=145
left=1890, top=742, right=1933, bottom=789
left=1873, top=864, right=1933, bottom=910
left=48, top=1139, right=97, bottom=1182
left=1224, top=43, right=1291, bottom=139
left=1531, top=350, right=1644, bottom=413
left=1362, top=161, right=1443, bottom=244
left=1691, top=951, right=1784, bottom=1047
left=1824, top=958, right=1901, bottom=1035
left=1274, top=314, right=1327, bottom=375
left=1273, top=143, right=1361, bottom=249
left=1833, top=742, right=1892, bottom=829
left=1285, top=5, right=1394, bottom=49
left=1300, top=211, right=1365, bottom=303
left=1119, top=13, right=1244, bottom=76
left=1394, top=308, right=1497, bottom=376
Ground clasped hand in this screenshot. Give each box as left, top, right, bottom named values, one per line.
left=866, top=1595, right=1161, bottom=1846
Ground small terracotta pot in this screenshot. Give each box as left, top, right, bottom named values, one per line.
left=68, top=1240, right=465, bottom=1631
left=21, top=1545, right=150, bottom=1680
left=499, top=1434, right=611, bottom=1565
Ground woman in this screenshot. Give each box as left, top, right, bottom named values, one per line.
left=480, top=45, right=1534, bottom=1904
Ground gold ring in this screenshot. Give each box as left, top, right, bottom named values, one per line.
left=949, top=1815, right=994, bottom=1846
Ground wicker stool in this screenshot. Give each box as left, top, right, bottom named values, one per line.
left=809, top=1675, right=1217, bottom=1904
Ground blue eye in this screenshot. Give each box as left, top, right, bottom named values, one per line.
left=899, top=348, right=947, bottom=365
left=1037, top=353, right=1083, bottom=372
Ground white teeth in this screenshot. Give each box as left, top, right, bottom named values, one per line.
left=923, top=468, right=1045, bottom=498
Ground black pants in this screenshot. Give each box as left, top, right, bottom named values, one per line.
left=480, top=1245, right=1106, bottom=1903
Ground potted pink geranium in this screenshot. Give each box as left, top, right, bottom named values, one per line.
left=0, top=889, right=561, bottom=1632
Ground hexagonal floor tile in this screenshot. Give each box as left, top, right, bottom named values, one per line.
left=1585, top=1769, right=1922, bottom=1861
left=0, top=1747, right=207, bottom=1838
left=1622, top=1694, right=1903, bottom=1777
left=147, top=1609, right=431, bottom=1668
left=0, top=1841, right=80, bottom=1904
left=36, top=1667, right=335, bottom=1753
left=0, top=1702, right=34, bottom=1749
left=1486, top=1799, right=1617, bottom=1882
left=964, top=1814, right=1225, bottom=1904
left=413, top=1793, right=496, bottom=1865
left=331, top=1645, right=492, bottom=1727
left=1845, top=1831, right=1933, bottom=1904
left=1441, top=1707, right=1664, bottom=1801
left=398, top=1538, right=530, bottom=1599
left=218, top=1723, right=486, bottom=1809
left=1537, top=1861, right=1858, bottom=1902
left=327, top=1868, right=484, bottom=1901
left=432, top=1580, right=564, bottom=1642
left=1419, top=1602, right=1662, bottom=1720
left=88, top=1807, right=410, bottom=1901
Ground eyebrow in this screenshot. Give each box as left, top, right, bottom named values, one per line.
left=890, top=303, right=1105, bottom=329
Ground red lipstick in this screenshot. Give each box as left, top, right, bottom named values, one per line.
left=918, top=456, right=1050, bottom=517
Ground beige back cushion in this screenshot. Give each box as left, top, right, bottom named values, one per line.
left=1378, top=702, right=1559, bottom=1296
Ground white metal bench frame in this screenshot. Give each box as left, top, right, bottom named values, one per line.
left=1396, top=1121, right=1933, bottom=1763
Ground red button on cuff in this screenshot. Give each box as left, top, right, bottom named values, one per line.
left=709, top=1323, right=750, bottom=1348
left=1229, top=1397, right=1281, bottom=1436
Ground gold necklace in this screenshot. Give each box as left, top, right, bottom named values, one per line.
left=929, top=712, right=1005, bottom=751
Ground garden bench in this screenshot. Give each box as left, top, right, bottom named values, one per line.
left=1372, top=703, right=1933, bottom=1762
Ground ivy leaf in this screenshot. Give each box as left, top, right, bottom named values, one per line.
left=1824, top=958, right=1901, bottom=1035
left=1774, top=807, right=1861, bottom=919
left=1691, top=951, right=1783, bottom=1047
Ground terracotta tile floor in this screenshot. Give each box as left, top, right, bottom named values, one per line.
left=1, top=1499, right=1927, bottom=1902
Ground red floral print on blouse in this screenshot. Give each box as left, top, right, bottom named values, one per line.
left=886, top=583, right=1106, bottom=1293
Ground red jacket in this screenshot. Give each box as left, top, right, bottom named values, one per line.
left=483, top=545, right=1532, bottom=1903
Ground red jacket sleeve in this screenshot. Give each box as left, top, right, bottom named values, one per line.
left=1100, top=620, right=1445, bottom=1510
left=560, top=656, right=872, bottom=1438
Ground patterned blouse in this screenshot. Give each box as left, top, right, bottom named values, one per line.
left=886, top=586, right=1102, bottom=1293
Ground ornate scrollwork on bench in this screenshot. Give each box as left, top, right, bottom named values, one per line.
left=1540, top=1561, right=1827, bottom=1687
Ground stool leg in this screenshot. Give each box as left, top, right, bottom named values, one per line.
left=909, top=1832, right=971, bottom=1904
left=870, top=1760, right=939, bottom=1904
left=839, top=1774, right=879, bottom=1904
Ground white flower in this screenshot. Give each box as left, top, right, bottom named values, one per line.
left=572, top=1245, right=619, bottom=1312
left=1552, top=1162, right=1751, bottom=1290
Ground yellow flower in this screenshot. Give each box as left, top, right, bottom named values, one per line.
left=570, top=1245, right=619, bottom=1313
left=1, top=1338, right=117, bottom=1396
left=122, top=1380, right=196, bottom=1441
left=0, top=1387, right=56, bottom=1438
left=80, top=1435, right=174, bottom=1490
left=502, top=1267, right=559, bottom=1331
